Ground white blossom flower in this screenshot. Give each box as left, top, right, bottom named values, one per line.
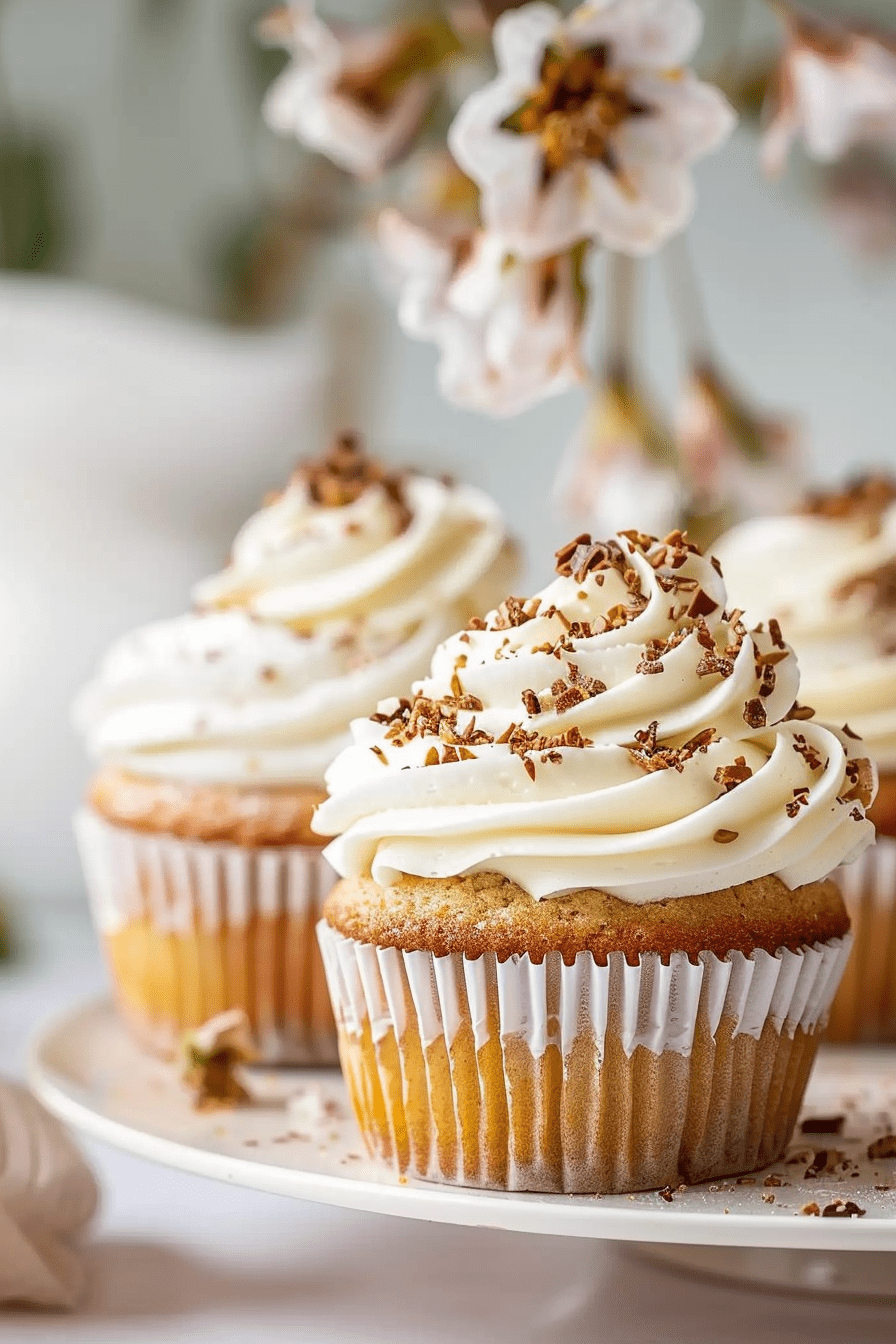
left=677, top=364, right=805, bottom=522
left=259, top=4, right=452, bottom=178
left=553, top=372, right=682, bottom=535
left=379, top=207, right=588, bottom=417
left=762, top=8, right=896, bottom=176
left=448, top=0, right=735, bottom=259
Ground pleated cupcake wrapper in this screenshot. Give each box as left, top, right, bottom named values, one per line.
left=74, top=807, right=338, bottom=1064
left=318, top=923, right=851, bottom=1194
left=827, top=836, right=896, bottom=1043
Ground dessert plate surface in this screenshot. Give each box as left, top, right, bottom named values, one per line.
left=29, top=999, right=896, bottom=1251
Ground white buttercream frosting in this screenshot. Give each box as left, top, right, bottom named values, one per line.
left=75, top=445, right=513, bottom=786
left=315, top=530, right=876, bottom=902
left=714, top=482, right=896, bottom=770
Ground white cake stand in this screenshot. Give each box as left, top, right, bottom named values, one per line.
left=29, top=1000, right=896, bottom=1300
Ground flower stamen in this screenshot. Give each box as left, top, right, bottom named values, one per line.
left=500, top=43, right=652, bottom=183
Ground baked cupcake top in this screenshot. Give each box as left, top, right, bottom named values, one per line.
left=75, top=436, right=514, bottom=787
left=315, top=529, right=876, bottom=902
left=714, top=475, right=896, bottom=769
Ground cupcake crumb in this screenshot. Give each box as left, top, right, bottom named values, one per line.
left=181, top=1009, right=255, bottom=1111
left=868, top=1134, right=896, bottom=1160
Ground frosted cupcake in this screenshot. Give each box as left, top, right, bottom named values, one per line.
left=74, top=436, right=515, bottom=1061
left=315, top=529, right=873, bottom=1194
left=715, top=475, right=896, bottom=1041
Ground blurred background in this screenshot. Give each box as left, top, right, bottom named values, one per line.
left=2, top=0, right=896, bottom=915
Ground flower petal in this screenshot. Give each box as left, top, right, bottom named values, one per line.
left=266, top=72, right=430, bottom=176
left=570, top=0, right=704, bottom=70
left=793, top=48, right=896, bottom=160
left=622, top=72, right=736, bottom=162
left=446, top=234, right=509, bottom=318
left=378, top=210, right=455, bottom=339
left=492, top=2, right=561, bottom=84
left=580, top=158, right=695, bottom=254
left=447, top=78, right=537, bottom=181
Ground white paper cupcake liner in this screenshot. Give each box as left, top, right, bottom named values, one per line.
left=74, top=807, right=337, bottom=1064
left=827, top=836, right=896, bottom=1042
left=318, top=922, right=851, bottom=1194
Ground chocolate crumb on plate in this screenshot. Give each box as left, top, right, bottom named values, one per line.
left=801, top=1115, right=845, bottom=1136
left=868, top=1134, right=896, bottom=1160
left=821, top=1200, right=866, bottom=1218
left=804, top=1149, right=846, bottom=1179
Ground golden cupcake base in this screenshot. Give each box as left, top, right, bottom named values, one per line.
left=827, top=837, right=896, bottom=1043
left=318, top=924, right=850, bottom=1195
left=75, top=808, right=337, bottom=1063
left=104, top=912, right=334, bottom=1062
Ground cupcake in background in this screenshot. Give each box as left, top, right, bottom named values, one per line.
left=715, top=474, right=896, bottom=1042
left=315, top=529, right=873, bottom=1194
left=74, top=434, right=516, bottom=1061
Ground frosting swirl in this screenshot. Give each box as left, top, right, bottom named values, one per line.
left=315, top=530, right=876, bottom=902
left=193, top=435, right=511, bottom=629
left=714, top=476, right=896, bottom=769
left=76, top=438, right=514, bottom=786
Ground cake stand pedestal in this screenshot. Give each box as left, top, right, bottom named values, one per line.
left=30, top=1002, right=896, bottom=1301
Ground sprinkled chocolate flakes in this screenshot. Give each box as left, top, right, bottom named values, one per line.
left=493, top=595, right=542, bottom=630
left=555, top=534, right=620, bottom=583
left=521, top=689, right=542, bottom=715
left=792, top=734, right=824, bottom=771
left=785, top=786, right=810, bottom=818
left=687, top=588, right=719, bottom=619
left=629, top=721, right=716, bottom=774
left=714, top=757, right=753, bottom=793
left=298, top=432, right=410, bottom=528
left=743, top=698, right=767, bottom=729
left=841, top=756, right=876, bottom=808
left=801, top=473, right=896, bottom=527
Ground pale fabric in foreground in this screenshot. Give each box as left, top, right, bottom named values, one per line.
left=318, top=924, right=850, bottom=1195
left=75, top=808, right=337, bottom=1064
left=0, top=1081, right=98, bottom=1309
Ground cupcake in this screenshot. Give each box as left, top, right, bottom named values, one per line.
left=715, top=475, right=896, bottom=1041
left=314, top=529, right=874, bottom=1194
left=74, top=435, right=516, bottom=1061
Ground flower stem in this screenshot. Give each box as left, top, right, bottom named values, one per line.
left=604, top=252, right=638, bottom=380
left=480, top=1, right=530, bottom=23
left=663, top=232, right=713, bottom=368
